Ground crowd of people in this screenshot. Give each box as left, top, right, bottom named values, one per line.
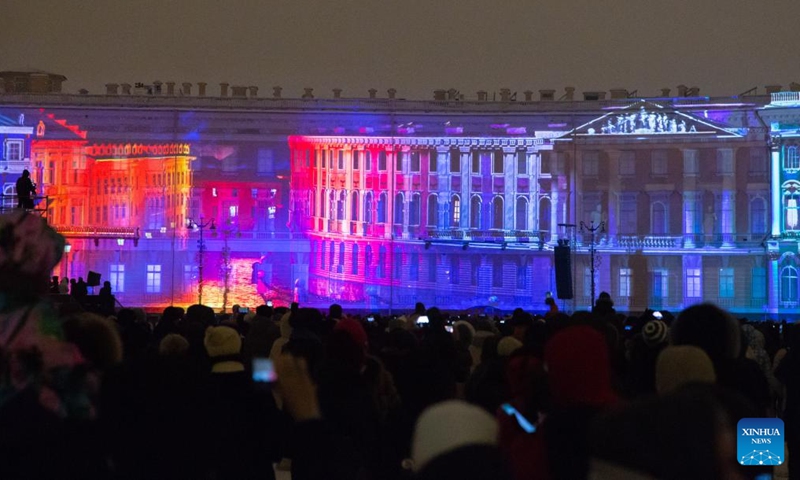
left=0, top=211, right=798, bottom=480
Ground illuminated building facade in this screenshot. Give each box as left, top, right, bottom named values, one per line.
left=0, top=83, right=796, bottom=315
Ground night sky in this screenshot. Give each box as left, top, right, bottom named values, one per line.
left=3, top=0, right=799, bottom=99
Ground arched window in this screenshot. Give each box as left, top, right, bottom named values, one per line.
left=329, top=241, right=335, bottom=271
left=786, top=146, right=800, bottom=172
left=328, top=190, right=336, bottom=221
left=750, top=197, right=767, bottom=234
left=352, top=244, right=359, bottom=275
left=319, top=189, right=325, bottom=218
left=781, top=265, right=799, bottom=305
left=364, top=192, right=373, bottom=224
left=427, top=194, right=438, bottom=227
left=470, top=196, right=482, bottom=229
left=320, top=242, right=326, bottom=269
left=409, top=193, right=421, bottom=226
left=378, top=245, right=387, bottom=278
left=365, top=245, right=372, bottom=273
left=337, top=191, right=346, bottom=221
left=516, top=197, right=528, bottom=230
left=491, top=196, right=504, bottom=230
left=351, top=191, right=359, bottom=222
left=539, top=197, right=552, bottom=241
left=451, top=194, right=461, bottom=228
left=338, top=242, right=345, bottom=273
left=378, top=193, right=387, bottom=223
left=394, top=192, right=405, bottom=225
left=652, top=201, right=668, bottom=235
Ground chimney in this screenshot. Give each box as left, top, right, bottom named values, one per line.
left=79, top=88, right=89, bottom=95
left=564, top=87, right=575, bottom=101
left=765, top=85, right=782, bottom=94
left=447, top=88, right=459, bottom=100
left=677, top=84, right=688, bottom=96
left=220, top=82, right=229, bottom=97
left=302, top=88, right=314, bottom=99
left=231, top=86, right=248, bottom=97
left=105, top=83, right=119, bottom=95
left=153, top=80, right=163, bottom=94
left=166, top=81, right=176, bottom=95
left=660, top=88, right=671, bottom=97
left=387, top=88, right=397, bottom=99
left=686, top=86, right=700, bottom=96
left=197, top=82, right=207, bottom=96
left=120, top=83, right=132, bottom=95
left=368, top=88, right=378, bottom=99
left=477, top=90, right=488, bottom=101
left=249, top=86, right=258, bottom=97
left=433, top=89, right=446, bottom=101
left=539, top=89, right=555, bottom=101
left=523, top=90, right=533, bottom=102
left=332, top=88, right=342, bottom=98
left=181, top=82, right=192, bottom=95
left=583, top=91, right=607, bottom=101
left=609, top=88, right=628, bottom=99
left=273, top=86, right=282, bottom=98
left=499, top=88, right=511, bottom=102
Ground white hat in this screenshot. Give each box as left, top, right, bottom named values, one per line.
left=497, top=336, right=523, bottom=357
left=411, top=400, right=498, bottom=472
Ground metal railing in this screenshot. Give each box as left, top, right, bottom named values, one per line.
left=0, top=195, right=49, bottom=217
left=771, top=91, right=800, bottom=105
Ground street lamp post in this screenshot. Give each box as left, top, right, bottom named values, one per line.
left=187, top=217, right=215, bottom=305
left=580, top=220, right=605, bottom=308
left=63, top=242, right=72, bottom=280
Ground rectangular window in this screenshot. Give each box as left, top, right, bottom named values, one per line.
left=251, top=188, right=258, bottom=198
left=686, top=268, right=701, bottom=298
left=377, top=248, right=385, bottom=278
left=410, top=151, right=420, bottom=172
left=717, top=150, right=733, bottom=174
left=352, top=150, right=359, bottom=170
left=652, top=269, right=669, bottom=307
left=394, top=250, right=402, bottom=279
left=619, top=151, right=635, bottom=176
left=4, top=140, right=23, bottom=162
left=492, top=258, right=503, bottom=288
left=749, top=149, right=767, bottom=174
left=619, top=268, right=632, bottom=298
left=365, top=151, right=371, bottom=171
left=378, top=151, right=387, bottom=171
left=583, top=151, right=599, bottom=176
left=410, top=253, right=419, bottom=281
left=429, top=151, right=437, bottom=172
left=752, top=267, right=766, bottom=300
left=110, top=264, right=125, bottom=293
left=450, top=256, right=460, bottom=285
left=472, top=152, right=481, bottom=174
left=183, top=265, right=197, bottom=293
left=428, top=254, right=437, bottom=282
left=619, top=195, right=637, bottom=234
left=516, top=262, right=527, bottom=289
left=338, top=150, right=344, bottom=170
left=470, top=259, right=480, bottom=286
left=396, top=151, right=404, bottom=172
left=146, top=264, right=162, bottom=293
left=719, top=267, right=735, bottom=298
left=651, top=150, right=668, bottom=176
left=492, top=151, right=504, bottom=174
left=517, top=151, right=527, bottom=175
left=450, top=149, right=461, bottom=173
left=321, top=150, right=326, bottom=168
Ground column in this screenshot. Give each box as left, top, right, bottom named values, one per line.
left=437, top=147, right=450, bottom=228
left=606, top=150, right=621, bottom=242
left=503, top=147, right=516, bottom=231
left=528, top=149, right=539, bottom=233
left=550, top=190, right=559, bottom=245
left=718, top=148, right=736, bottom=248
left=772, top=146, right=781, bottom=236
left=682, top=149, right=699, bottom=248
left=401, top=148, right=411, bottom=239
left=460, top=147, right=471, bottom=228
left=683, top=191, right=698, bottom=248
left=768, top=255, right=779, bottom=315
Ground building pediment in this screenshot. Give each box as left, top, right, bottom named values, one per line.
left=565, top=102, right=743, bottom=139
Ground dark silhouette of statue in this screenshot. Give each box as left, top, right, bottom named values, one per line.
left=15, top=169, right=35, bottom=210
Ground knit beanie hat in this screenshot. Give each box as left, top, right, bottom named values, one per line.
left=412, top=400, right=498, bottom=472
left=655, top=345, right=716, bottom=395
left=497, top=336, right=523, bottom=357
left=334, top=318, right=368, bottom=349
left=204, top=326, right=241, bottom=358
left=642, top=320, right=668, bottom=347
left=159, top=333, right=190, bottom=356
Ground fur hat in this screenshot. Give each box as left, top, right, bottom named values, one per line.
left=204, top=326, right=241, bottom=358
left=159, top=333, right=190, bottom=356
left=655, top=345, right=716, bottom=395
left=642, top=320, right=668, bottom=347
left=412, top=400, right=498, bottom=472
left=497, top=336, right=523, bottom=357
